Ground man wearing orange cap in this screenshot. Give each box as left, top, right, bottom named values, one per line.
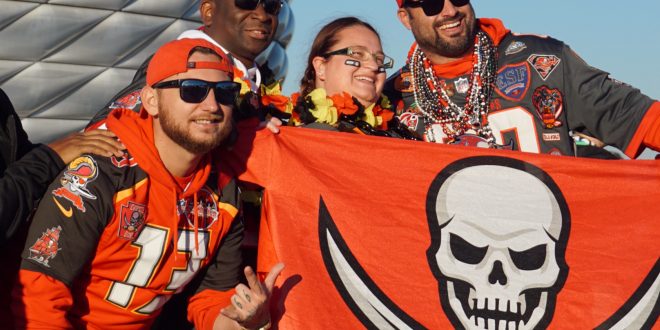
left=12, top=38, right=282, bottom=330
left=385, top=0, right=660, bottom=158
left=87, top=0, right=283, bottom=129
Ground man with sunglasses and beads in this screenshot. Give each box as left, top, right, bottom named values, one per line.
left=12, top=38, right=282, bottom=330
left=384, top=0, right=660, bottom=158
left=87, top=0, right=283, bottom=129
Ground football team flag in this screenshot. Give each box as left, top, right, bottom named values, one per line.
left=224, top=127, right=659, bottom=329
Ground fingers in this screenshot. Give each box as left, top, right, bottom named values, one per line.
left=263, top=262, right=285, bottom=292
left=222, top=287, right=261, bottom=324
left=258, top=117, right=282, bottom=134
left=82, top=129, right=126, bottom=154
left=244, top=266, right=265, bottom=297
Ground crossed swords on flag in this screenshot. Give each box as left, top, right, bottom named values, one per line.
left=317, top=198, right=659, bottom=330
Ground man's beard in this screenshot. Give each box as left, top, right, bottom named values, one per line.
left=159, top=109, right=231, bottom=155
left=417, top=15, right=477, bottom=59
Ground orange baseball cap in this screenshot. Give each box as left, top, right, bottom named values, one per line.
left=146, top=38, right=234, bottom=86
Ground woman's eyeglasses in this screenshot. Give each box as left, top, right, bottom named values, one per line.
left=235, top=0, right=282, bottom=15
left=323, top=46, right=394, bottom=70
left=152, top=79, right=241, bottom=106
left=403, top=0, right=470, bottom=16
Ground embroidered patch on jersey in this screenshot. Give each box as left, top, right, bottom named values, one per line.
left=28, top=226, right=62, bottom=267
left=109, top=90, right=142, bottom=110
left=178, top=187, right=219, bottom=230
left=52, top=156, right=99, bottom=213
left=399, top=112, right=421, bottom=131
left=454, top=77, right=469, bottom=94
left=394, top=72, right=414, bottom=93
left=528, top=54, right=561, bottom=81
left=442, top=80, right=456, bottom=97
left=495, top=62, right=531, bottom=101
left=505, top=41, right=527, bottom=55
left=532, top=86, right=564, bottom=129
left=111, top=154, right=137, bottom=168
left=543, top=133, right=562, bottom=142
left=118, top=202, right=147, bottom=241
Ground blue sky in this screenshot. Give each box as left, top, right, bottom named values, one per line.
left=282, top=0, right=660, bottom=100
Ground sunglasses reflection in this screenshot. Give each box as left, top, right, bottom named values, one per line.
left=153, top=79, right=241, bottom=106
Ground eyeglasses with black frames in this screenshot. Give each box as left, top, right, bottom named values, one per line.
left=322, top=45, right=394, bottom=71
left=152, top=79, right=241, bottom=106
left=235, top=0, right=283, bottom=15
left=403, top=0, right=470, bottom=16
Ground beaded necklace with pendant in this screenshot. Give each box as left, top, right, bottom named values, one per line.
left=409, top=31, right=498, bottom=144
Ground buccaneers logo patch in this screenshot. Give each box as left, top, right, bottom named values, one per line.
left=394, top=72, right=414, bottom=93
left=118, top=202, right=147, bottom=240
left=111, top=154, right=137, bottom=168
left=528, top=54, right=561, bottom=81
left=28, top=226, right=63, bottom=267
left=109, top=90, right=142, bottom=110
left=495, top=62, right=531, bottom=102
left=532, top=86, right=564, bottom=129
left=52, top=155, right=98, bottom=213
left=177, top=187, right=220, bottom=230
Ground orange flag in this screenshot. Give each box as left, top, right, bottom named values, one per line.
left=223, top=127, right=659, bottom=329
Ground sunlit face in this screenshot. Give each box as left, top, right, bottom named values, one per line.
left=314, top=25, right=387, bottom=107
left=155, top=52, right=234, bottom=155
left=201, top=0, right=279, bottom=66
left=400, top=0, right=476, bottom=61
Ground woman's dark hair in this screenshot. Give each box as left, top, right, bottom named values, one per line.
left=299, top=17, right=381, bottom=97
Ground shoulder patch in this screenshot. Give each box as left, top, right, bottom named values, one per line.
left=28, top=226, right=63, bottom=267
left=495, top=62, right=531, bottom=101
left=109, top=90, right=142, bottom=110
left=52, top=155, right=99, bottom=213
left=504, top=41, right=527, bottom=55
left=394, top=72, right=414, bottom=93
left=118, top=202, right=147, bottom=241
left=528, top=54, right=561, bottom=81
left=111, top=154, right=137, bottom=168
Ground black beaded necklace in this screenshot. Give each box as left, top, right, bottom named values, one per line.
left=409, top=31, right=498, bottom=144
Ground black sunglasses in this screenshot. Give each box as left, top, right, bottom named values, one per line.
left=235, top=0, right=282, bottom=15
left=152, top=79, right=241, bottom=106
left=403, top=0, right=470, bottom=16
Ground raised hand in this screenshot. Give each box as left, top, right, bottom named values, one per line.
left=221, top=263, right=284, bottom=330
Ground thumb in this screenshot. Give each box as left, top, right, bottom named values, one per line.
left=263, top=262, right=285, bottom=292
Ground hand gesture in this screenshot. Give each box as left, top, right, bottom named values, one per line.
left=48, top=129, right=125, bottom=164
left=221, top=263, right=284, bottom=329
left=259, top=117, right=282, bottom=134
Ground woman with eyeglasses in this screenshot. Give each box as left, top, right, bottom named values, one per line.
left=265, top=17, right=410, bottom=137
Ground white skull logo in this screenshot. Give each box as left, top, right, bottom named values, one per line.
left=427, top=158, right=569, bottom=330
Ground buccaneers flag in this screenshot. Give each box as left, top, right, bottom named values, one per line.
left=223, top=127, right=659, bottom=330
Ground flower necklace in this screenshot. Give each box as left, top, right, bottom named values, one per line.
left=409, top=31, right=498, bottom=144
left=261, top=86, right=394, bottom=131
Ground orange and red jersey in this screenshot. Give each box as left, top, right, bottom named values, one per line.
left=12, top=109, right=242, bottom=329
